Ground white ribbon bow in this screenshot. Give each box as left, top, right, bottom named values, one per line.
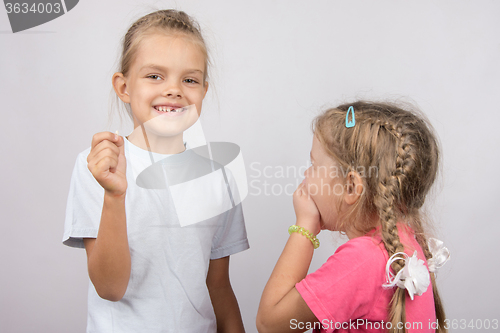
left=427, top=238, right=450, bottom=273
left=383, top=251, right=430, bottom=300
left=382, top=238, right=450, bottom=300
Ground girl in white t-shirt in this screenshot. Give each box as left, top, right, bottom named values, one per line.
left=63, top=10, right=248, bottom=332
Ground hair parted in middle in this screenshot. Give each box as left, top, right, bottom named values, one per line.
left=313, top=100, right=446, bottom=333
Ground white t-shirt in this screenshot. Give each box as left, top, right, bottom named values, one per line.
left=63, top=138, right=249, bottom=333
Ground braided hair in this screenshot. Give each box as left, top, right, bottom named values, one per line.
left=313, top=101, right=446, bottom=333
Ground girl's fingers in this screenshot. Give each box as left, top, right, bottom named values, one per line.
left=114, top=135, right=125, bottom=149
left=89, top=150, right=119, bottom=175
left=91, top=131, right=120, bottom=150
left=87, top=139, right=120, bottom=164
left=294, top=183, right=303, bottom=196
left=88, top=146, right=119, bottom=168
left=86, top=132, right=127, bottom=195
left=297, top=182, right=311, bottom=198
left=90, top=158, right=118, bottom=177
left=94, top=156, right=118, bottom=175
left=300, top=182, right=310, bottom=197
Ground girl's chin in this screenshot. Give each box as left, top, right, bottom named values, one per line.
left=319, top=217, right=327, bottom=230
left=319, top=217, right=337, bottom=232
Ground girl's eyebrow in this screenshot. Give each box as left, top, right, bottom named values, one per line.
left=140, top=64, right=167, bottom=72
left=139, top=65, right=204, bottom=76
left=184, top=69, right=204, bottom=76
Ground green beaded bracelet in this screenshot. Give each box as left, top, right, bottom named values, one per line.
left=288, top=225, right=320, bottom=249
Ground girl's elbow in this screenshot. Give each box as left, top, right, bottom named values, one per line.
left=91, top=275, right=129, bottom=302
left=256, top=310, right=272, bottom=333
left=256, top=320, right=266, bottom=333
left=256, top=316, right=265, bottom=333
left=88, top=265, right=130, bottom=302
left=95, top=287, right=126, bottom=302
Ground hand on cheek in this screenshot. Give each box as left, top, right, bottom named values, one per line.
left=293, top=182, right=321, bottom=236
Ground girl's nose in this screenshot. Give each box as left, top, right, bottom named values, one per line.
left=162, top=82, right=182, bottom=98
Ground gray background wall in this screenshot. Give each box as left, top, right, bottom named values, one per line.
left=1, top=1, right=499, bottom=332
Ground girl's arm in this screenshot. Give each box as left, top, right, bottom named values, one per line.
left=84, top=132, right=130, bottom=302
left=256, top=183, right=321, bottom=333
left=207, top=256, right=245, bottom=333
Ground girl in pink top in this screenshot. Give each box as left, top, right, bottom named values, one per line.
left=257, top=101, right=449, bottom=333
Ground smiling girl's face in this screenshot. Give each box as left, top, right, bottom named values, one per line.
left=118, top=33, right=208, bottom=138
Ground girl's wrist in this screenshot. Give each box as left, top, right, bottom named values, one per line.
left=289, top=224, right=320, bottom=249
left=104, top=190, right=126, bottom=201
left=295, top=218, right=320, bottom=236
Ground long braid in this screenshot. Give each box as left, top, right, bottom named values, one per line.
left=376, top=180, right=407, bottom=333
left=374, top=119, right=414, bottom=333
left=380, top=114, right=447, bottom=333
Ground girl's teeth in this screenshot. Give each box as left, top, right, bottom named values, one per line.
left=157, top=106, right=185, bottom=112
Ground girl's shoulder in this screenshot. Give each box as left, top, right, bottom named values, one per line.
left=335, top=231, right=385, bottom=256
left=326, top=234, right=388, bottom=274
left=70, top=146, right=93, bottom=180
left=330, top=224, right=421, bottom=266
left=75, top=146, right=92, bottom=162
left=353, top=223, right=422, bottom=254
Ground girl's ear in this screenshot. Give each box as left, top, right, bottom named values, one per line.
left=203, top=81, right=209, bottom=98
left=344, top=171, right=363, bottom=205
left=112, top=72, right=130, bottom=103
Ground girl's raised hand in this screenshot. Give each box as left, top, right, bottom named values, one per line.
left=293, top=182, right=321, bottom=236
left=87, top=132, right=127, bottom=197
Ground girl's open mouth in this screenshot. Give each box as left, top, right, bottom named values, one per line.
left=154, top=106, right=187, bottom=113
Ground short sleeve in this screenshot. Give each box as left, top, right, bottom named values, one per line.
left=295, top=237, right=387, bottom=331
left=62, top=149, right=104, bottom=248
left=209, top=167, right=249, bottom=259
left=210, top=202, right=249, bottom=259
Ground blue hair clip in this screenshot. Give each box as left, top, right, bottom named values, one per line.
left=345, top=106, right=355, bottom=128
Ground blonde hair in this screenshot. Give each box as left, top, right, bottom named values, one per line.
left=313, top=101, right=446, bottom=333
left=113, top=9, right=210, bottom=121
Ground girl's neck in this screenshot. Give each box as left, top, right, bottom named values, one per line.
left=127, top=126, right=186, bottom=155
left=344, top=212, right=380, bottom=240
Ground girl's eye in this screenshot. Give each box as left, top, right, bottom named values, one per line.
left=184, top=78, right=199, bottom=84
left=147, top=75, right=162, bottom=80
